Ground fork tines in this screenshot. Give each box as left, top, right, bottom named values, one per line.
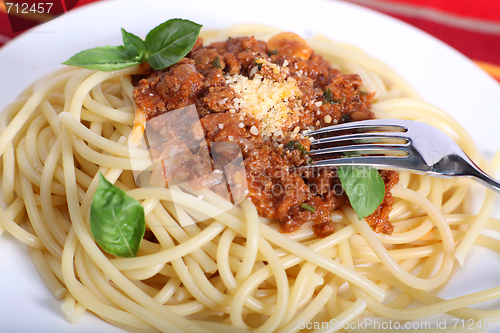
left=305, top=119, right=411, bottom=161
left=298, top=120, right=500, bottom=194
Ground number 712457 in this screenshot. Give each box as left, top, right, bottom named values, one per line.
left=5, top=2, right=54, bottom=14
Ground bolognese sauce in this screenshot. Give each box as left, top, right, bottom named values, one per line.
left=133, top=32, right=398, bottom=237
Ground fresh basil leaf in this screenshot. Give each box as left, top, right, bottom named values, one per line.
left=121, top=28, right=146, bottom=60
left=63, top=19, right=201, bottom=71
left=63, top=46, right=142, bottom=71
left=145, top=18, right=202, bottom=70
left=338, top=165, right=385, bottom=219
left=90, top=173, right=145, bottom=258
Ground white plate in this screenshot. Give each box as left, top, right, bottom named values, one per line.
left=0, top=0, right=499, bottom=332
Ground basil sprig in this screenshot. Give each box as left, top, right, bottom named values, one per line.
left=63, top=18, right=202, bottom=71
left=338, top=165, right=385, bottom=220
left=145, top=19, right=202, bottom=70
left=90, top=173, right=146, bottom=258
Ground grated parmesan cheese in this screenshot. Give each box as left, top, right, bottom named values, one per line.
left=250, top=125, right=259, bottom=135
left=226, top=58, right=304, bottom=141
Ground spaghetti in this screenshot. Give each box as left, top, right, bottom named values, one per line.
left=0, top=24, right=499, bottom=333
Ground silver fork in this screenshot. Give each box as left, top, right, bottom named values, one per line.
left=300, top=119, right=500, bottom=194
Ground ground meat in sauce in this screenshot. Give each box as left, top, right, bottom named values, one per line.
left=133, top=34, right=398, bottom=237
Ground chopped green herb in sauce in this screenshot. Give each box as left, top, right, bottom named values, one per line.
left=323, top=88, right=342, bottom=105
left=300, top=203, right=317, bottom=213
left=253, top=59, right=263, bottom=71
left=284, top=140, right=313, bottom=165
left=212, top=56, right=222, bottom=68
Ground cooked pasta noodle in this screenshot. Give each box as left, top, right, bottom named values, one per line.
left=0, top=24, right=498, bottom=333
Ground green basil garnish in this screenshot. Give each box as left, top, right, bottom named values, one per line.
left=62, top=45, right=143, bottom=71
left=338, top=165, right=385, bottom=220
left=63, top=18, right=202, bottom=71
left=145, top=19, right=202, bottom=70
left=121, top=28, right=146, bottom=60
left=90, top=173, right=146, bottom=258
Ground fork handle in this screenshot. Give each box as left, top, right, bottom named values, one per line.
left=472, top=169, right=500, bottom=194
left=439, top=154, right=500, bottom=194
left=464, top=163, right=500, bottom=194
